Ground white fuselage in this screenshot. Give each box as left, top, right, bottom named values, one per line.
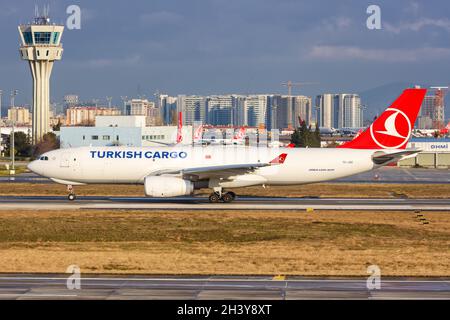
left=28, top=145, right=377, bottom=187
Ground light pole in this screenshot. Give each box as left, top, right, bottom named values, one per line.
left=10, top=89, right=18, bottom=173
left=120, top=96, right=128, bottom=115
left=106, top=96, right=113, bottom=109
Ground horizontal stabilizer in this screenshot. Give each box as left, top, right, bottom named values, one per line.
left=371, top=149, right=421, bottom=165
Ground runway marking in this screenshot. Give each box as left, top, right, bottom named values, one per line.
left=401, top=168, right=418, bottom=180
left=0, top=276, right=448, bottom=284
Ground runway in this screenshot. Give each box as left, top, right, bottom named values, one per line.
left=0, top=195, right=449, bottom=211
left=0, top=274, right=448, bottom=300
left=1, top=167, right=449, bottom=184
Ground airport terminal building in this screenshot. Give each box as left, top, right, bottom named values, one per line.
left=399, top=138, right=450, bottom=168
left=60, top=116, right=192, bottom=148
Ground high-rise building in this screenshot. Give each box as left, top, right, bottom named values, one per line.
left=417, top=115, right=433, bottom=129
left=146, top=105, right=162, bottom=126
left=8, top=107, right=31, bottom=125
left=18, top=12, right=64, bottom=143
left=266, top=95, right=283, bottom=130
left=125, top=98, right=161, bottom=126
left=421, top=92, right=445, bottom=129
left=342, top=94, right=362, bottom=128
left=245, top=95, right=268, bottom=127
left=266, top=95, right=313, bottom=130
left=316, top=93, right=362, bottom=128
left=157, top=94, right=177, bottom=125
left=316, top=94, right=334, bottom=128
left=66, top=106, right=121, bottom=126
left=177, top=95, right=207, bottom=125
left=207, top=95, right=234, bottom=126
left=63, top=94, right=79, bottom=112
left=270, top=95, right=290, bottom=130
left=292, top=96, right=312, bottom=127
left=126, top=99, right=153, bottom=116
left=232, top=96, right=247, bottom=127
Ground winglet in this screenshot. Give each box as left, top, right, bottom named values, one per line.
left=270, top=153, right=288, bottom=165
left=286, top=143, right=295, bottom=148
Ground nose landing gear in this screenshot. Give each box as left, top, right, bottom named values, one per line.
left=67, top=185, right=76, bottom=201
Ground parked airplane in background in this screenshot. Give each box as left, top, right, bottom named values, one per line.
left=340, top=127, right=365, bottom=137
left=440, top=122, right=450, bottom=136
left=412, top=122, right=450, bottom=138
left=28, top=89, right=426, bottom=203
left=319, top=127, right=338, bottom=136
left=194, top=126, right=246, bottom=145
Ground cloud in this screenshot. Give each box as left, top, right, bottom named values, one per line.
left=316, top=16, right=353, bottom=32
left=308, top=45, right=450, bottom=62
left=384, top=18, right=450, bottom=34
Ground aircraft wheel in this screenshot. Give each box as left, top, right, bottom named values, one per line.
left=68, top=193, right=76, bottom=201
left=208, top=193, right=221, bottom=203
left=227, top=191, right=236, bottom=200
left=221, top=192, right=234, bottom=203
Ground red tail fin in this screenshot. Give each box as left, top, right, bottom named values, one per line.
left=176, top=112, right=183, bottom=143
left=270, top=153, right=288, bottom=165
left=338, top=88, right=426, bottom=150
left=233, top=127, right=245, bottom=140
left=193, top=124, right=203, bottom=141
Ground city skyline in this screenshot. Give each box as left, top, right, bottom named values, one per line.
left=0, top=0, right=449, bottom=108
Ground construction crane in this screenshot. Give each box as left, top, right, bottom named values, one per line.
left=430, top=86, right=448, bottom=129
left=281, top=81, right=318, bottom=129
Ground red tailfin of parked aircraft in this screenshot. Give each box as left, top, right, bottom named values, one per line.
left=176, top=112, right=183, bottom=143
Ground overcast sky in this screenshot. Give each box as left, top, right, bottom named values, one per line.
left=1, top=0, right=449, bottom=106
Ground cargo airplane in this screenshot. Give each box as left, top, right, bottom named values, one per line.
left=28, top=89, right=426, bottom=203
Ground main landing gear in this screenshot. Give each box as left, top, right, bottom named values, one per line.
left=208, top=189, right=236, bottom=203
left=67, top=185, right=76, bottom=201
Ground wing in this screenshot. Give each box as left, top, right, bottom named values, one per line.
left=372, top=149, right=421, bottom=165
left=150, top=153, right=287, bottom=181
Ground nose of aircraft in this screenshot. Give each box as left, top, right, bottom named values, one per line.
left=27, top=160, right=39, bottom=175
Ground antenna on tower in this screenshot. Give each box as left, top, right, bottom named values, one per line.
left=34, top=4, right=39, bottom=18
left=42, top=4, right=50, bottom=21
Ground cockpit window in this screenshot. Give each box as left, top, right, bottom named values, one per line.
left=39, top=156, right=49, bottom=161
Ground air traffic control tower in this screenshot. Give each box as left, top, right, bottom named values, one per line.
left=18, top=12, right=64, bottom=143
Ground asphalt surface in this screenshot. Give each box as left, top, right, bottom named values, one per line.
left=0, top=195, right=448, bottom=211
left=0, top=167, right=449, bottom=184
left=0, top=274, right=448, bottom=300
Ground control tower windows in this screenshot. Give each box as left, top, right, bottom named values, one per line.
left=34, top=32, right=51, bottom=44
left=52, top=32, right=60, bottom=44
left=23, top=32, right=33, bottom=44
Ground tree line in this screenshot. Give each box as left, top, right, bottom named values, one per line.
left=3, top=131, right=59, bottom=159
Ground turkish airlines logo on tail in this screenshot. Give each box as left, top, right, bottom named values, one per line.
left=370, top=108, right=411, bottom=149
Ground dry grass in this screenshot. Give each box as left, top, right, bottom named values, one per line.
left=0, top=210, right=448, bottom=276
left=0, top=182, right=450, bottom=198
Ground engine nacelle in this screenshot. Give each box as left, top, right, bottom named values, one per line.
left=144, top=176, right=194, bottom=197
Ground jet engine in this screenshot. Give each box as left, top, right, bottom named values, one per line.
left=144, top=176, right=194, bottom=197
